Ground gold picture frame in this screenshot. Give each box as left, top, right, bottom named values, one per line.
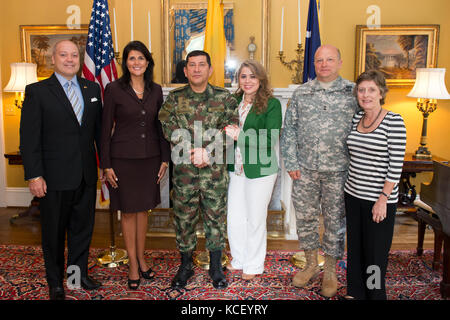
left=355, top=25, right=439, bottom=87
left=20, top=25, right=89, bottom=80
left=161, top=0, right=270, bottom=86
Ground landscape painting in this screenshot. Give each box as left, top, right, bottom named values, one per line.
left=20, top=25, right=88, bottom=79
left=355, top=25, right=439, bottom=87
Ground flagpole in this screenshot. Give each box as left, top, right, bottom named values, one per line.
left=97, top=210, right=129, bottom=268
left=83, top=0, right=127, bottom=269
left=113, top=8, right=118, bottom=51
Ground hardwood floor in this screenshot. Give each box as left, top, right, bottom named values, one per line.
left=0, top=207, right=436, bottom=252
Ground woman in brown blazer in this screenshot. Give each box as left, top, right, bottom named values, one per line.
left=100, top=41, right=170, bottom=290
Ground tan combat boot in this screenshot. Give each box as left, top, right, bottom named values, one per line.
left=292, top=249, right=320, bottom=288
left=321, top=254, right=338, bottom=298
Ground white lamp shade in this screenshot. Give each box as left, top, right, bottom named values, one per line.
left=407, top=68, right=450, bottom=100
left=3, top=62, right=38, bottom=92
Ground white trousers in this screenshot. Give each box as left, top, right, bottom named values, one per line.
left=227, top=172, right=277, bottom=274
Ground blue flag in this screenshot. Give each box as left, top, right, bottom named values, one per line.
left=302, top=0, right=321, bottom=83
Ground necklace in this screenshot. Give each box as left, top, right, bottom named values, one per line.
left=361, top=108, right=382, bottom=129
left=243, top=93, right=255, bottom=105
left=132, top=86, right=144, bottom=95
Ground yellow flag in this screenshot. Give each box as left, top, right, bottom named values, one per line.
left=204, top=0, right=226, bottom=87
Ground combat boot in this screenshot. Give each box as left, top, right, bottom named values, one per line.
left=208, top=250, right=228, bottom=289
left=321, top=254, right=338, bottom=298
left=292, top=249, right=320, bottom=287
left=171, top=251, right=195, bottom=289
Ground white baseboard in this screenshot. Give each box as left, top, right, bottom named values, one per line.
left=5, top=187, right=109, bottom=209
left=5, top=188, right=34, bottom=207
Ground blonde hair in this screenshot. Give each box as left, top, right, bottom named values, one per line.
left=235, top=60, right=273, bottom=114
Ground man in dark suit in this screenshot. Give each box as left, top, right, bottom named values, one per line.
left=19, top=40, right=103, bottom=300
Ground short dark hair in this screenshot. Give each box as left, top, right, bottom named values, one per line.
left=185, top=50, right=211, bottom=67
left=354, top=70, right=389, bottom=105
left=171, top=60, right=188, bottom=83
left=120, top=40, right=155, bottom=89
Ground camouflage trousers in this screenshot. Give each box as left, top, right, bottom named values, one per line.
left=291, top=168, right=347, bottom=259
left=172, top=164, right=229, bottom=253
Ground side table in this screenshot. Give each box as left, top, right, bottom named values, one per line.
left=399, top=153, right=448, bottom=210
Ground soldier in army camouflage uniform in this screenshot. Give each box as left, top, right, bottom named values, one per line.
left=280, top=45, right=358, bottom=298
left=158, top=50, right=238, bottom=290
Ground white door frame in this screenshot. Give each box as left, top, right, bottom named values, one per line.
left=0, top=62, right=8, bottom=207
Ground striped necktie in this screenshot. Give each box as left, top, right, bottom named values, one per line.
left=66, top=80, right=82, bottom=124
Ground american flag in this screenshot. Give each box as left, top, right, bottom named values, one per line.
left=82, top=0, right=118, bottom=98
left=82, top=0, right=118, bottom=206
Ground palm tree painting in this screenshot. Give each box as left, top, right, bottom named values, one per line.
left=31, top=36, right=50, bottom=69
left=29, top=33, right=88, bottom=79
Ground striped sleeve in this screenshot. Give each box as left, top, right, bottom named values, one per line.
left=386, top=113, right=406, bottom=183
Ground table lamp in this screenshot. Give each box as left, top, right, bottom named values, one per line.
left=407, top=68, right=450, bottom=159
left=3, top=62, right=38, bottom=109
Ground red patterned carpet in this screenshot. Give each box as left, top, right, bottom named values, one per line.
left=0, top=244, right=444, bottom=300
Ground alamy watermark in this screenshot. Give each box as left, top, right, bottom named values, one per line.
left=170, top=121, right=279, bottom=175
left=66, top=5, right=81, bottom=29
left=66, top=265, right=81, bottom=290
left=366, top=5, right=381, bottom=29
left=366, top=265, right=381, bottom=290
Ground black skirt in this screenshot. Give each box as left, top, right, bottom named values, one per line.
left=108, top=156, right=161, bottom=213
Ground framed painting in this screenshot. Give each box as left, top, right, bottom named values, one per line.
left=355, top=25, right=439, bottom=87
left=20, top=25, right=89, bottom=80
left=161, top=0, right=270, bottom=86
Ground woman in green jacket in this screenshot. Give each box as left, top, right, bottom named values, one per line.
left=224, top=60, right=282, bottom=280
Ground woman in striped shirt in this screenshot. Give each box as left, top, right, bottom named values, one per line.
left=343, top=70, right=406, bottom=300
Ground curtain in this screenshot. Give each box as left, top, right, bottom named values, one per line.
left=172, top=9, right=234, bottom=79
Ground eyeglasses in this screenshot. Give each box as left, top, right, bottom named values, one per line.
left=314, top=58, right=337, bottom=64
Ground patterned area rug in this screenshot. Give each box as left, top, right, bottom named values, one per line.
left=0, top=244, right=444, bottom=300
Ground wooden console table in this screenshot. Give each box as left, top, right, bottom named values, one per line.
left=4, top=151, right=22, bottom=165
left=398, top=153, right=448, bottom=209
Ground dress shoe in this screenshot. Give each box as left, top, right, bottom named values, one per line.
left=139, top=267, right=155, bottom=280
left=49, top=286, right=65, bottom=300
left=209, top=250, right=228, bottom=290
left=128, top=278, right=141, bottom=290
left=171, top=251, right=194, bottom=289
left=80, top=276, right=101, bottom=290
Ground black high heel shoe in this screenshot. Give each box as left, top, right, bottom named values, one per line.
left=139, top=267, right=155, bottom=280
left=128, top=278, right=141, bottom=290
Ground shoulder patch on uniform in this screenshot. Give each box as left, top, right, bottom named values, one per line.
left=342, top=79, right=356, bottom=90
left=170, top=85, right=189, bottom=93
left=212, top=85, right=228, bottom=92
left=294, top=84, right=313, bottom=95
left=158, top=109, right=170, bottom=122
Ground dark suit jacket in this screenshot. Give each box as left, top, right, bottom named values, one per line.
left=100, top=80, right=170, bottom=169
left=19, top=73, right=102, bottom=190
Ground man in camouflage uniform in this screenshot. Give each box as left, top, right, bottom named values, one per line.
left=280, top=45, right=358, bottom=297
left=158, top=50, right=238, bottom=289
